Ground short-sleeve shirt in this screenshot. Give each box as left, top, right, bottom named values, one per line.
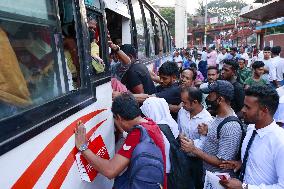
left=121, top=62, right=156, bottom=95
left=118, top=118, right=167, bottom=188
left=202, top=114, right=242, bottom=177
left=237, top=68, right=251, bottom=85
left=244, top=77, right=267, bottom=87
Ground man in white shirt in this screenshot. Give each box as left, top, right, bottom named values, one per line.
left=270, top=46, right=282, bottom=88
left=220, top=85, right=284, bottom=189
left=260, top=46, right=272, bottom=84
left=240, top=46, right=249, bottom=66
left=173, top=50, right=183, bottom=67
left=201, top=47, right=208, bottom=61
left=272, top=46, right=284, bottom=87
left=216, top=48, right=227, bottom=70
left=178, top=87, right=213, bottom=189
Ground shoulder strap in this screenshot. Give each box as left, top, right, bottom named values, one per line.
left=217, top=116, right=243, bottom=139
left=132, top=125, right=153, bottom=143
left=157, top=124, right=179, bottom=146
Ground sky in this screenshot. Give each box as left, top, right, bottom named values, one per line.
left=151, top=0, right=255, bottom=14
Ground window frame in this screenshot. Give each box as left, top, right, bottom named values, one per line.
left=0, top=0, right=110, bottom=155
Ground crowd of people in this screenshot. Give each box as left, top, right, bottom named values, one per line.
left=75, top=43, right=284, bottom=189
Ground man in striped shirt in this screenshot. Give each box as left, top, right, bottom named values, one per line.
left=181, top=80, right=243, bottom=178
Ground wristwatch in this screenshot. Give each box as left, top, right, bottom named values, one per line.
left=78, top=143, right=88, bottom=152
left=242, top=183, right=248, bottom=189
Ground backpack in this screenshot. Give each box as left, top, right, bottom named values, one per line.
left=114, top=125, right=164, bottom=189
left=158, top=124, right=194, bottom=189
left=217, top=116, right=247, bottom=160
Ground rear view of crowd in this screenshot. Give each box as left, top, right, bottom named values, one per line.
left=75, top=43, right=284, bottom=189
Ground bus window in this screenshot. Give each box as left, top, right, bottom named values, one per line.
left=143, top=6, right=155, bottom=57
left=153, top=15, right=163, bottom=55
left=131, top=0, right=146, bottom=59
left=0, top=0, right=76, bottom=120
left=161, top=21, right=168, bottom=53
left=106, top=10, right=122, bottom=46
left=87, top=12, right=106, bottom=75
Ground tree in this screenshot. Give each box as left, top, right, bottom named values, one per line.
left=159, top=7, right=175, bottom=36
left=196, top=0, right=205, bottom=16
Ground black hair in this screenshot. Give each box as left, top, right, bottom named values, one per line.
left=159, top=61, right=179, bottom=77
left=231, top=47, right=237, bottom=52
left=263, top=46, right=271, bottom=51
left=252, top=61, right=265, bottom=69
left=181, top=87, right=203, bottom=103
left=245, top=85, right=279, bottom=116
left=271, top=46, right=281, bottom=55
left=238, top=58, right=245, bottom=63
left=120, top=44, right=137, bottom=59
left=223, top=59, right=239, bottom=71
left=207, top=66, right=219, bottom=74
left=111, top=92, right=141, bottom=120
left=189, top=63, right=197, bottom=69
left=181, top=67, right=197, bottom=80
left=202, top=47, right=207, bottom=51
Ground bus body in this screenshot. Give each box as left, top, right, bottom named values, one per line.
left=0, top=0, right=172, bottom=188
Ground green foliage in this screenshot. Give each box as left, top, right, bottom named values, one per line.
left=159, top=7, right=175, bottom=36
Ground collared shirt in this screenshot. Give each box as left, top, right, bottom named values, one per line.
left=177, top=107, right=213, bottom=149
left=237, top=68, right=252, bottom=85
left=216, top=53, right=227, bottom=69
left=243, top=122, right=284, bottom=189
left=201, top=51, right=207, bottom=61
left=267, top=57, right=278, bottom=81
left=202, top=112, right=242, bottom=176
left=274, top=56, right=284, bottom=81
left=207, top=50, right=217, bottom=67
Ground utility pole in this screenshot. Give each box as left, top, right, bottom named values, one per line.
left=204, top=0, right=208, bottom=47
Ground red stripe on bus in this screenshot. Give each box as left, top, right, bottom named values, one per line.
left=47, top=119, right=107, bottom=189
left=12, top=109, right=106, bottom=189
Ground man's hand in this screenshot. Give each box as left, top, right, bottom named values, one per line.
left=74, top=121, right=88, bottom=150
left=198, top=123, right=208, bottom=136
left=219, top=178, right=242, bottom=189
left=220, top=160, right=242, bottom=172
left=180, top=137, right=195, bottom=153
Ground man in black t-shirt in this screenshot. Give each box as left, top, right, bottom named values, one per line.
left=119, top=44, right=156, bottom=95
left=221, top=59, right=245, bottom=117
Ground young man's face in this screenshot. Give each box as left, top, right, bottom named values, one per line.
left=238, top=60, right=245, bottom=70
left=221, top=64, right=235, bottom=80
left=222, top=49, right=226, bottom=54
left=207, top=69, right=219, bottom=83
left=159, top=74, right=176, bottom=88
left=242, top=96, right=264, bottom=124
left=197, top=55, right=201, bottom=60
left=180, top=69, right=194, bottom=87
left=263, top=50, right=271, bottom=60
left=254, top=67, right=264, bottom=77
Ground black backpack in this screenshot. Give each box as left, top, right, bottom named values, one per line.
left=217, top=116, right=247, bottom=160
left=158, top=124, right=194, bottom=189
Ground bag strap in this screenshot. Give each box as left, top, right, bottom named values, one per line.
left=158, top=124, right=179, bottom=147
left=132, top=125, right=153, bottom=143
left=217, top=116, right=243, bottom=139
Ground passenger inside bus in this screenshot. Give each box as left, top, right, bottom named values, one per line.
left=0, top=27, right=31, bottom=119
left=87, top=14, right=105, bottom=74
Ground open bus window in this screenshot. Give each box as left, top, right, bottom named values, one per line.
left=143, top=6, right=155, bottom=57
left=87, top=12, right=105, bottom=74
left=132, top=0, right=146, bottom=59
left=0, top=2, right=78, bottom=120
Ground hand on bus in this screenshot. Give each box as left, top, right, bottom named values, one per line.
left=74, top=121, right=87, bottom=150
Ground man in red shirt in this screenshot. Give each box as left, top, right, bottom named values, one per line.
left=75, top=92, right=166, bottom=188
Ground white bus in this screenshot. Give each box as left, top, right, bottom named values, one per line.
left=0, top=0, right=171, bottom=188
